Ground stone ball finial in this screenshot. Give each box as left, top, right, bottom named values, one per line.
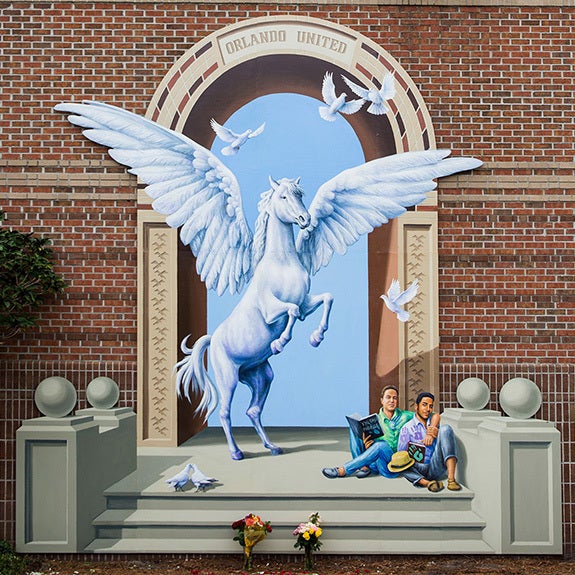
left=35, top=376, right=77, bottom=418
left=86, top=376, right=120, bottom=409
left=456, top=377, right=490, bottom=410
left=499, top=377, right=542, bottom=419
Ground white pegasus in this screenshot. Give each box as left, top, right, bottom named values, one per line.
left=319, top=72, right=364, bottom=122
left=210, top=118, right=265, bottom=156
left=55, top=100, right=482, bottom=460
left=342, top=72, right=396, bottom=115
left=381, top=279, right=419, bottom=322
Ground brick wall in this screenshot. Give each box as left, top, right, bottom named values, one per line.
left=1, top=1, right=573, bottom=556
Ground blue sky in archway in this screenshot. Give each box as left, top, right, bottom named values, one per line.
left=207, top=92, right=368, bottom=427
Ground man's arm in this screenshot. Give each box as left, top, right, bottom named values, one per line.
left=423, top=412, right=441, bottom=446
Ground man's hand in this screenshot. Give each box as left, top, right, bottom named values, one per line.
left=362, top=432, right=374, bottom=449
left=422, top=434, right=434, bottom=446
left=424, top=425, right=439, bottom=446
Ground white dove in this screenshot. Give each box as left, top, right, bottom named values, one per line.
left=381, top=279, right=419, bottom=322
left=319, top=72, right=364, bottom=122
left=341, top=72, right=396, bottom=115
left=189, top=463, right=217, bottom=492
left=210, top=118, right=265, bottom=156
left=165, top=463, right=193, bottom=491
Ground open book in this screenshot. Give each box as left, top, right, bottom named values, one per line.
left=346, top=413, right=385, bottom=441
left=407, top=441, right=426, bottom=463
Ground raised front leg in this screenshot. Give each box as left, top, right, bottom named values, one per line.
left=300, top=292, right=334, bottom=347
left=260, top=295, right=302, bottom=354
left=270, top=304, right=300, bottom=354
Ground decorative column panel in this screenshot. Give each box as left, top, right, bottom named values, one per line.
left=137, top=211, right=179, bottom=446
left=398, top=211, right=439, bottom=406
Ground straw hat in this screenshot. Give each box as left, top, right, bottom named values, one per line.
left=387, top=450, right=415, bottom=472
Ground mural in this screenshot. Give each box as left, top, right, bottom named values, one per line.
left=55, top=97, right=481, bottom=459
left=13, top=16, right=564, bottom=558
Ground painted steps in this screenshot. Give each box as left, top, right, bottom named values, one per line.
left=85, top=483, right=489, bottom=553
left=83, top=428, right=492, bottom=554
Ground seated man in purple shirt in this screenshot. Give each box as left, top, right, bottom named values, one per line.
left=321, top=385, right=438, bottom=479
left=397, top=392, right=462, bottom=492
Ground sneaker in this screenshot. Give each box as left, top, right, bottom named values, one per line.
left=322, top=467, right=345, bottom=479
left=356, top=467, right=372, bottom=479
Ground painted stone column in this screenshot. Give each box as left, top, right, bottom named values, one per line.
left=442, top=408, right=562, bottom=554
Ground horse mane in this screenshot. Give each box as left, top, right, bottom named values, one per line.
left=252, top=188, right=272, bottom=269
left=252, top=179, right=304, bottom=269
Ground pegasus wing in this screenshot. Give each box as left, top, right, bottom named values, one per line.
left=210, top=118, right=237, bottom=142
left=55, top=101, right=253, bottom=295
left=341, top=75, right=370, bottom=99
left=296, top=150, right=482, bottom=275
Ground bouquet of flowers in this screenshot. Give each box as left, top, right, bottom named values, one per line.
left=232, top=513, right=272, bottom=570
left=293, top=512, right=323, bottom=569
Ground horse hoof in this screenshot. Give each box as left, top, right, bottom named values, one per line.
left=309, top=332, right=324, bottom=347
left=270, top=446, right=283, bottom=455
left=270, top=340, right=283, bottom=354
left=231, top=450, right=244, bottom=460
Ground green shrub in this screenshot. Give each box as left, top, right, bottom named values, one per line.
left=0, top=210, right=66, bottom=342
left=0, top=540, right=26, bottom=575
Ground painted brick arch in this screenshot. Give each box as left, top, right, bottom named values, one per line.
left=145, top=16, right=435, bottom=157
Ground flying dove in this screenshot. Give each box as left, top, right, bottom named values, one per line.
left=341, top=72, right=396, bottom=115
left=165, top=463, right=193, bottom=491
left=318, top=72, right=364, bottom=122
left=190, top=463, right=218, bottom=492
left=381, top=279, right=419, bottom=322
left=210, top=118, right=265, bottom=156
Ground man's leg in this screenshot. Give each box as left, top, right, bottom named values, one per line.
left=427, top=424, right=461, bottom=490
left=402, top=463, right=427, bottom=486
left=349, top=428, right=364, bottom=459
left=349, top=429, right=376, bottom=475
left=323, top=441, right=398, bottom=478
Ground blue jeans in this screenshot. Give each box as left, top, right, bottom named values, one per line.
left=345, top=432, right=398, bottom=478
left=402, top=424, right=458, bottom=485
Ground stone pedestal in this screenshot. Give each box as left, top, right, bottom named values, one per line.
left=16, top=408, right=136, bottom=553
left=442, top=408, right=562, bottom=554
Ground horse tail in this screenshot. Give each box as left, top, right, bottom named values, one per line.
left=175, top=334, right=219, bottom=419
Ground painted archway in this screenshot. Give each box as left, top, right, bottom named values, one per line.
left=137, top=16, right=439, bottom=446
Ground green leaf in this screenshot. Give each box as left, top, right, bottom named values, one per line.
left=0, top=218, right=66, bottom=340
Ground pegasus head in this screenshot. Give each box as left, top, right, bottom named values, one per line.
left=267, top=176, right=310, bottom=229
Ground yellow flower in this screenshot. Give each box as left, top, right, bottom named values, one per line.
left=316, top=528, right=322, bottom=537
left=303, top=532, right=310, bottom=540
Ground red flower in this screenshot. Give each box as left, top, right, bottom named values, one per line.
left=231, top=519, right=245, bottom=530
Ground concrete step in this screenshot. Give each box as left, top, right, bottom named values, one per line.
left=104, top=489, right=477, bottom=513
left=94, top=507, right=486, bottom=529
left=85, top=536, right=494, bottom=554
left=91, top=507, right=487, bottom=551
